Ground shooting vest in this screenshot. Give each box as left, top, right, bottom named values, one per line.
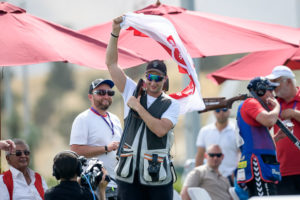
left=115, top=93, right=175, bottom=186
left=236, top=102, right=281, bottom=183
left=2, top=170, right=45, bottom=200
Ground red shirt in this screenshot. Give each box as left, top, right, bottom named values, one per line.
left=274, top=87, right=300, bottom=176
left=240, top=98, right=265, bottom=127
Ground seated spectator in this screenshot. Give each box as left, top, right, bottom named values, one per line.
left=45, top=150, right=108, bottom=200
left=195, top=108, right=239, bottom=186
left=181, top=144, right=231, bottom=200
left=0, top=139, right=15, bottom=151
left=0, top=138, right=48, bottom=200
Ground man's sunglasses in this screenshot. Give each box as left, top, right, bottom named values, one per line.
left=146, top=74, right=164, bottom=82
left=10, top=150, right=30, bottom=156
left=208, top=153, right=222, bottom=158
left=215, top=108, right=228, bottom=113
left=92, top=89, right=115, bottom=96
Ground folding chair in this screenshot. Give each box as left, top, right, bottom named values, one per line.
left=187, top=187, right=212, bottom=200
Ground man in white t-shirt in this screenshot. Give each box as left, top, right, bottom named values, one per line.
left=70, top=78, right=122, bottom=200
left=195, top=108, right=239, bottom=185
left=105, top=16, right=180, bottom=200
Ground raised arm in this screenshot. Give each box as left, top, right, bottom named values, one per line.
left=256, top=97, right=280, bottom=127
left=105, top=16, right=127, bottom=93
left=0, top=139, right=15, bottom=151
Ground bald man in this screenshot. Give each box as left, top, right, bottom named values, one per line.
left=181, top=145, right=231, bottom=200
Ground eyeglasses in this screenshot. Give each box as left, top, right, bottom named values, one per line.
left=10, top=150, right=30, bottom=157
left=146, top=73, right=164, bottom=82
left=92, top=89, right=115, bottom=96
left=208, top=153, right=222, bottom=158
left=215, top=108, right=228, bottom=113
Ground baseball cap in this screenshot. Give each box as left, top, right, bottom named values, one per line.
left=146, top=60, right=167, bottom=76
left=247, top=77, right=279, bottom=92
left=265, top=65, right=295, bottom=80
left=88, top=78, right=114, bottom=94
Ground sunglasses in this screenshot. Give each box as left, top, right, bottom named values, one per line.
left=10, top=150, right=30, bottom=157
left=92, top=89, right=115, bottom=96
left=215, top=108, right=228, bottom=113
left=146, top=74, right=164, bottom=82
left=208, top=153, right=222, bottom=158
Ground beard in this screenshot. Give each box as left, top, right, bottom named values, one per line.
left=146, top=83, right=163, bottom=95
left=217, top=116, right=228, bottom=124
left=94, top=98, right=112, bottom=111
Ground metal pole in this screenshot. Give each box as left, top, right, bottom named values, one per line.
left=181, top=0, right=201, bottom=159
left=22, top=65, right=30, bottom=138
left=0, top=67, right=2, bottom=172
left=1, top=67, right=13, bottom=172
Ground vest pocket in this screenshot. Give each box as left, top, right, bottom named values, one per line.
left=115, top=150, right=134, bottom=178
left=143, top=152, right=167, bottom=182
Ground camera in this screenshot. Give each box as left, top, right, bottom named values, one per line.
left=148, top=154, right=161, bottom=180
left=80, top=158, right=110, bottom=190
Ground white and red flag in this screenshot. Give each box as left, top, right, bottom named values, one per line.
left=121, top=12, right=205, bottom=114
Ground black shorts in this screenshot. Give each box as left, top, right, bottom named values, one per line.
left=117, top=171, right=173, bottom=200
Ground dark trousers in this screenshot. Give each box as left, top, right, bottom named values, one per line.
left=241, top=157, right=277, bottom=197
left=277, top=174, right=300, bottom=195
left=117, top=171, right=173, bottom=200
left=246, top=180, right=277, bottom=197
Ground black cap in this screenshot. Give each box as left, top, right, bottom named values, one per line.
left=247, top=77, right=279, bottom=96
left=89, top=79, right=114, bottom=94
left=146, top=60, right=167, bottom=76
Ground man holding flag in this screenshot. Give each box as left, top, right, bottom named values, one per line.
left=106, top=15, right=180, bottom=200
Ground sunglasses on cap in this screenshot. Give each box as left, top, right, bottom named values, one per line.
left=92, top=89, right=115, bottom=96
left=10, top=150, right=30, bottom=157
left=215, top=108, right=228, bottom=113
left=208, top=153, right=222, bottom=158
left=146, top=73, right=164, bottom=82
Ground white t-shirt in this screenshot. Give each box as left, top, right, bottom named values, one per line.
left=0, top=166, right=48, bottom=200
left=122, top=77, right=179, bottom=125
left=70, top=109, right=122, bottom=187
left=196, top=122, right=239, bottom=177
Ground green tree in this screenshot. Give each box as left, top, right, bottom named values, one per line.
left=33, top=62, right=74, bottom=126
left=46, top=62, right=74, bottom=93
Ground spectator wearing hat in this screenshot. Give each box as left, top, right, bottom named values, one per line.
left=70, top=78, right=122, bottom=200
left=105, top=16, right=180, bottom=200
left=235, top=77, right=282, bottom=197
left=195, top=108, right=239, bottom=186
left=266, top=65, right=300, bottom=195
left=0, top=138, right=48, bottom=200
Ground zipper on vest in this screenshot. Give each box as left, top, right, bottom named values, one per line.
left=136, top=123, right=146, bottom=173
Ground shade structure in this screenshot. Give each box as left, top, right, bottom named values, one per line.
left=207, top=47, right=300, bottom=84
left=79, top=3, right=299, bottom=68
left=0, top=2, right=147, bottom=69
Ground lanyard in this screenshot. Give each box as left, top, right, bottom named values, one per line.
left=279, top=101, right=297, bottom=115
left=90, top=107, right=114, bottom=136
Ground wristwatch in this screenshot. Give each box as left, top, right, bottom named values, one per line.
left=104, top=145, right=108, bottom=154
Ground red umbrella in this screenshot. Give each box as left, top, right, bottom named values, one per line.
left=0, top=2, right=149, bottom=171
left=207, top=47, right=300, bottom=84
left=79, top=2, right=299, bottom=68
left=0, top=2, right=147, bottom=69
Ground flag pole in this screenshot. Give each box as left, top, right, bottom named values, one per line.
left=0, top=67, right=3, bottom=173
